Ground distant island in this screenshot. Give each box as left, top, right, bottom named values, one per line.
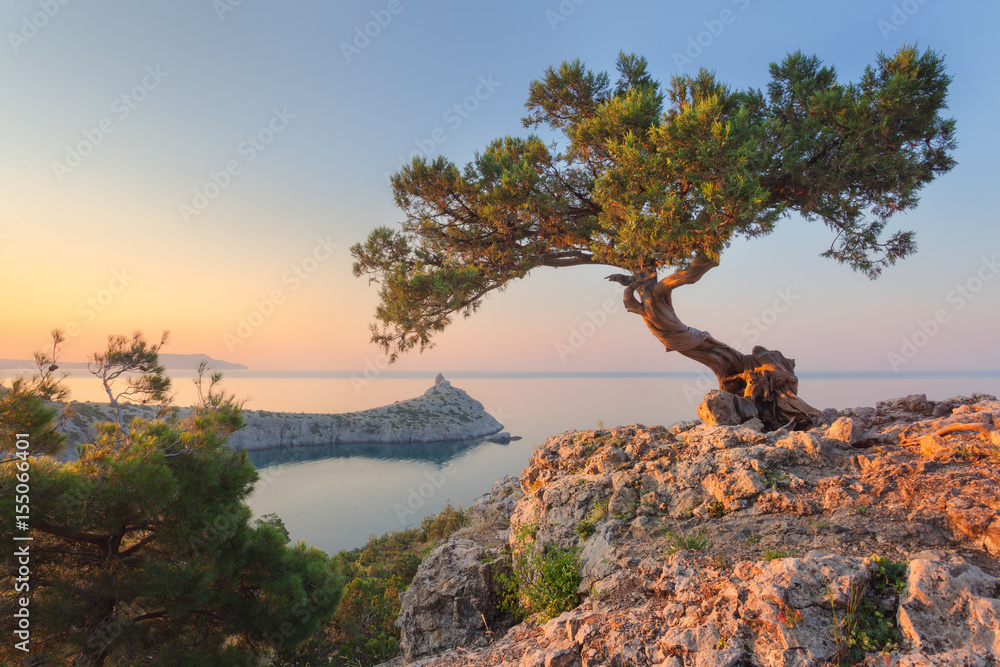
left=57, top=375, right=506, bottom=450
left=0, top=353, right=247, bottom=371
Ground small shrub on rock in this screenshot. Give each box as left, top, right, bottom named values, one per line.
left=499, top=524, right=582, bottom=622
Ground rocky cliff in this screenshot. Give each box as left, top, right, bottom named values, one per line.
left=59, top=376, right=504, bottom=450
left=386, top=392, right=1000, bottom=667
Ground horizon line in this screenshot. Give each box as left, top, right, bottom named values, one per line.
left=3, top=367, right=999, bottom=380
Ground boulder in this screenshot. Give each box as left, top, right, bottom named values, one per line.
left=896, top=556, right=1000, bottom=664
left=697, top=390, right=758, bottom=426
left=467, top=475, right=521, bottom=530
left=487, top=431, right=522, bottom=444
left=396, top=538, right=509, bottom=661
left=702, top=467, right=766, bottom=506
left=824, top=416, right=865, bottom=446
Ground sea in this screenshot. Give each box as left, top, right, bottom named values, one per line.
left=5, top=368, right=999, bottom=556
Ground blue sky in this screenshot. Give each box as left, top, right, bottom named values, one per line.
left=1, top=0, right=997, bottom=375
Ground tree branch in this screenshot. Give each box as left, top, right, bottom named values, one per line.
left=652, top=259, right=719, bottom=298
left=539, top=251, right=598, bottom=267
left=626, top=273, right=656, bottom=315
left=604, top=273, right=633, bottom=286
left=130, top=611, right=168, bottom=624
left=34, top=521, right=109, bottom=548
left=118, top=530, right=160, bottom=558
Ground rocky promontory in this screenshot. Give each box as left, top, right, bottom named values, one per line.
left=386, top=391, right=1000, bottom=667
left=59, top=376, right=503, bottom=450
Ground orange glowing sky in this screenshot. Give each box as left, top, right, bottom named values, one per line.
left=2, top=2, right=998, bottom=373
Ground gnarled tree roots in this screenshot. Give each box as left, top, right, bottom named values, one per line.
left=612, top=261, right=821, bottom=431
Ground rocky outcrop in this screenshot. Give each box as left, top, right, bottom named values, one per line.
left=395, top=477, right=521, bottom=662
left=896, top=553, right=1000, bottom=665
left=395, top=537, right=507, bottom=661
left=58, top=377, right=504, bottom=449
left=227, top=378, right=503, bottom=449
left=697, top=389, right=759, bottom=427
left=389, top=393, right=1000, bottom=666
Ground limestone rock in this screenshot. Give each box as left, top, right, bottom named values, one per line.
left=487, top=431, right=522, bottom=444
left=702, top=467, right=766, bottom=506
left=668, top=419, right=702, bottom=436
left=387, top=394, right=1000, bottom=667
left=59, top=377, right=504, bottom=450
left=774, top=431, right=829, bottom=458
left=578, top=525, right=617, bottom=587
left=897, top=557, right=1000, bottom=664
left=228, top=378, right=502, bottom=448
left=396, top=537, right=509, bottom=661
left=877, top=393, right=933, bottom=416
left=697, top=390, right=758, bottom=426
left=825, top=416, right=865, bottom=446
left=919, top=433, right=949, bottom=459
left=467, top=475, right=522, bottom=534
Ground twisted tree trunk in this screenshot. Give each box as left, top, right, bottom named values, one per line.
left=610, top=260, right=820, bottom=431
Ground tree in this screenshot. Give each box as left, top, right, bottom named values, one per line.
left=88, top=330, right=173, bottom=431
left=352, top=47, right=956, bottom=429
left=1, top=330, right=72, bottom=459
left=193, top=360, right=247, bottom=414
left=0, top=333, right=345, bottom=665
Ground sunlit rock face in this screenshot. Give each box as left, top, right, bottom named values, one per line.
left=386, top=394, right=1000, bottom=667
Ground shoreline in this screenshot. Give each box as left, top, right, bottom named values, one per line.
left=56, top=376, right=505, bottom=450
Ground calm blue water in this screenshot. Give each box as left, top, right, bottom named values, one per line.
left=5, top=370, right=999, bottom=555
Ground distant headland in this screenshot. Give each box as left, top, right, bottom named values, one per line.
left=0, top=353, right=247, bottom=371
left=57, top=375, right=506, bottom=450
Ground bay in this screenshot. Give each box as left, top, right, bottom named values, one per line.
left=5, top=369, right=998, bottom=555
left=243, top=373, right=1000, bottom=554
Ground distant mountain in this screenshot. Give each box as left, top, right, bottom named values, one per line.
left=0, top=354, right=247, bottom=371
left=157, top=354, right=249, bottom=370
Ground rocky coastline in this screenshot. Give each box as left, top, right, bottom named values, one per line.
left=384, top=391, right=1000, bottom=667
left=58, top=375, right=505, bottom=450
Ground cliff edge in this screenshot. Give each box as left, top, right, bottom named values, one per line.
left=388, top=392, right=1000, bottom=667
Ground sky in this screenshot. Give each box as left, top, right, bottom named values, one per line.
left=1, top=0, right=998, bottom=375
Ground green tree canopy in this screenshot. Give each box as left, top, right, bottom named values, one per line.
left=88, top=330, right=173, bottom=431
left=0, top=334, right=344, bottom=665
left=1, top=330, right=72, bottom=458
left=353, top=47, right=956, bottom=428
